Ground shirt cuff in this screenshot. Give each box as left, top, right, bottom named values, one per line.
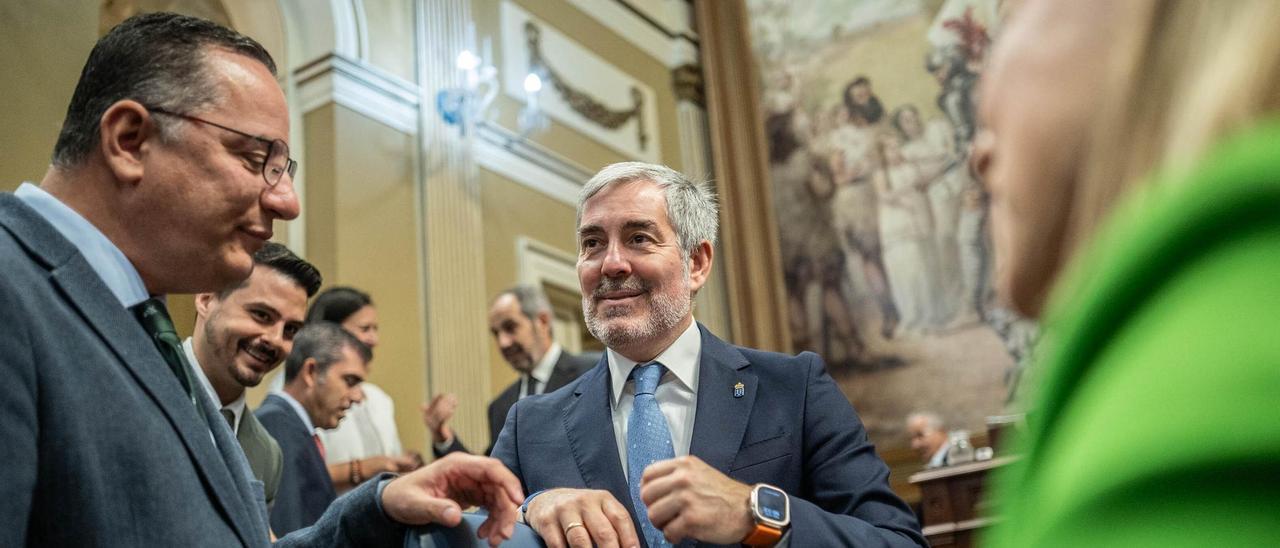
left=374, top=477, right=395, bottom=517
left=432, top=438, right=454, bottom=454
left=518, top=490, right=545, bottom=524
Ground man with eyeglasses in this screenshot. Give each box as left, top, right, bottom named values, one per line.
left=0, top=12, right=521, bottom=547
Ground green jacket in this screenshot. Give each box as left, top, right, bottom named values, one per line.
left=238, top=409, right=284, bottom=511
left=985, top=121, right=1280, bottom=547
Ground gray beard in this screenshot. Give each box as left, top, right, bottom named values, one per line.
left=583, top=268, right=691, bottom=351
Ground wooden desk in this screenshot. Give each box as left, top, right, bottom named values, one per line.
left=908, top=455, right=1018, bottom=548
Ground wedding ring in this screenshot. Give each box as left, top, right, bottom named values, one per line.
left=564, top=522, right=585, bottom=534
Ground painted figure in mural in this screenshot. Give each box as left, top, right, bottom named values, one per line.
left=892, top=104, right=982, bottom=327
left=829, top=78, right=901, bottom=340
left=927, top=44, right=981, bottom=153
left=874, top=134, right=940, bottom=336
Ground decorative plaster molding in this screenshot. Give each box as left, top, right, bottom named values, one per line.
left=566, top=0, right=698, bottom=68
left=294, top=53, right=420, bottom=135
left=291, top=54, right=591, bottom=206
left=474, top=121, right=592, bottom=206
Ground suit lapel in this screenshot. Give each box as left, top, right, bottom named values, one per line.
left=689, top=325, right=756, bottom=474
left=3, top=197, right=262, bottom=547
left=546, top=353, right=578, bottom=392
left=562, top=360, right=640, bottom=526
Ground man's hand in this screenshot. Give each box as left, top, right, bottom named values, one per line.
left=380, top=453, right=524, bottom=547
left=640, top=455, right=754, bottom=544
left=421, top=394, right=458, bottom=444
left=367, top=454, right=420, bottom=474
left=526, top=488, right=640, bottom=548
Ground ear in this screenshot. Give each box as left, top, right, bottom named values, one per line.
left=687, top=240, right=714, bottom=292
left=534, top=309, right=553, bottom=332
left=302, top=358, right=319, bottom=388
left=98, top=100, right=157, bottom=186
left=194, top=292, right=218, bottom=319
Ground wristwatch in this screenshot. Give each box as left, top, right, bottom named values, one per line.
left=743, top=483, right=790, bottom=547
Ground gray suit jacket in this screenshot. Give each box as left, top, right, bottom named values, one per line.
left=238, top=409, right=284, bottom=510
left=0, top=193, right=404, bottom=546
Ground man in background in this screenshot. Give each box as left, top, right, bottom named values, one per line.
left=257, top=322, right=370, bottom=535
left=186, top=242, right=321, bottom=509
left=907, top=412, right=951, bottom=468
left=424, top=285, right=593, bottom=456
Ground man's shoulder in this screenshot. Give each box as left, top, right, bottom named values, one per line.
left=561, top=350, right=599, bottom=372
left=254, top=395, right=296, bottom=431
left=239, top=409, right=283, bottom=456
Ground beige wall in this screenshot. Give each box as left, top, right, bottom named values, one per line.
left=0, top=1, right=99, bottom=192
left=479, top=168, right=581, bottom=396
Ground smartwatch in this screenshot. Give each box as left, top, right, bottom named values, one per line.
left=743, top=483, right=790, bottom=547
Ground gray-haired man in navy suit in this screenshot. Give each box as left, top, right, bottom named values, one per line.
left=492, top=162, right=925, bottom=548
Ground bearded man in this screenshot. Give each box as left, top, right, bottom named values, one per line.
left=491, top=163, right=925, bottom=548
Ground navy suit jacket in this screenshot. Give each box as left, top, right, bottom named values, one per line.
left=256, top=393, right=338, bottom=536
left=492, top=324, right=925, bottom=547
left=436, top=350, right=594, bottom=457
left=0, top=192, right=402, bottom=546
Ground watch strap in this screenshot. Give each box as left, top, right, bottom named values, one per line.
left=742, top=523, right=783, bottom=546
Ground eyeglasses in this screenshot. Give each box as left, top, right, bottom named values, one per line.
left=147, top=107, right=297, bottom=186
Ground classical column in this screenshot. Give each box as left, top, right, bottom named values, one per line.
left=672, top=62, right=733, bottom=341
left=414, top=0, right=491, bottom=456
left=695, top=0, right=791, bottom=352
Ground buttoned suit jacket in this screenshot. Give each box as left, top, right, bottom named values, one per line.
left=492, top=324, right=926, bottom=547
left=256, top=393, right=338, bottom=536
left=0, top=193, right=402, bottom=547
left=237, top=408, right=284, bottom=509
left=435, top=350, right=594, bottom=457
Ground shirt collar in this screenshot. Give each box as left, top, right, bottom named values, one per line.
left=183, top=337, right=247, bottom=433
left=529, top=342, right=562, bottom=385
left=275, top=390, right=316, bottom=434
left=14, top=183, right=150, bottom=307
left=609, top=319, right=701, bottom=408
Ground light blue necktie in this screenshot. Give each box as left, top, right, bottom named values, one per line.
left=627, top=362, right=674, bottom=548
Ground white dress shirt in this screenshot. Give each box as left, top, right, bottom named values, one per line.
left=522, top=342, right=563, bottom=398
left=608, top=320, right=701, bottom=480
left=182, top=337, right=248, bottom=434
left=14, top=183, right=148, bottom=307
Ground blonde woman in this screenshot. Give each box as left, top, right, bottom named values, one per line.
left=973, top=0, right=1280, bottom=545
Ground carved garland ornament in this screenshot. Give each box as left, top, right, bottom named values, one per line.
left=525, top=22, right=648, bottom=151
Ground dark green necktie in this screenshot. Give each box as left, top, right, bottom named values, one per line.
left=131, top=298, right=203, bottom=416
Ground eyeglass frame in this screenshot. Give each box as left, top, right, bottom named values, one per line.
left=146, top=107, right=298, bottom=186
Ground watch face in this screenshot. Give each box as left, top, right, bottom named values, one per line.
left=755, top=485, right=789, bottom=526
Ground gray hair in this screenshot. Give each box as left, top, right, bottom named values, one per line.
left=907, top=412, right=945, bottom=432
left=498, top=285, right=552, bottom=322
left=577, top=162, right=719, bottom=256
left=283, top=321, right=370, bottom=383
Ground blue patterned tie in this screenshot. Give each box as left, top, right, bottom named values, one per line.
left=627, top=362, right=674, bottom=548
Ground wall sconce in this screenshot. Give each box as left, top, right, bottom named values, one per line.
left=517, top=70, right=549, bottom=138
left=436, top=42, right=498, bottom=136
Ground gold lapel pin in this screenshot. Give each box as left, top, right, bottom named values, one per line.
left=733, top=382, right=745, bottom=398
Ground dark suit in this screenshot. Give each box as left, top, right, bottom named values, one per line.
left=0, top=193, right=403, bottom=546
left=492, top=324, right=925, bottom=547
left=256, top=393, right=338, bottom=536
left=238, top=409, right=284, bottom=509
left=436, top=349, right=593, bottom=457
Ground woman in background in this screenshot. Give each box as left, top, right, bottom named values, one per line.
left=307, top=287, right=419, bottom=493
left=974, top=0, right=1280, bottom=545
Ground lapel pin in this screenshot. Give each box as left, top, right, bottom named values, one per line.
left=733, top=382, right=745, bottom=398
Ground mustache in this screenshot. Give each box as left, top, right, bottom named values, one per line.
left=245, top=340, right=280, bottom=363
left=592, top=276, right=649, bottom=298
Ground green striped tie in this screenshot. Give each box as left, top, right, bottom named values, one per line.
left=131, top=298, right=204, bottom=420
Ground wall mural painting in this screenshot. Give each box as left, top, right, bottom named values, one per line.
left=746, top=0, right=1036, bottom=447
